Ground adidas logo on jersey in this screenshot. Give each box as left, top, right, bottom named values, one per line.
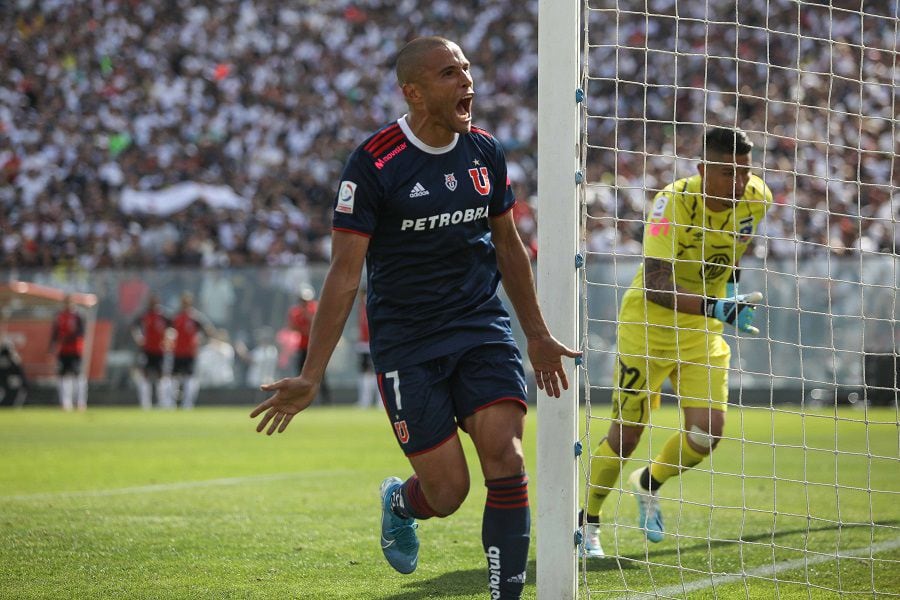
left=409, top=182, right=430, bottom=198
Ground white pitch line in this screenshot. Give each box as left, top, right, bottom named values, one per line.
left=613, top=537, right=900, bottom=599
left=3, top=470, right=352, bottom=502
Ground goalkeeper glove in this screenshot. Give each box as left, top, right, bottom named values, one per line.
left=704, top=291, right=763, bottom=335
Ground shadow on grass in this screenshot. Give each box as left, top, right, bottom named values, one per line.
left=376, top=520, right=900, bottom=594
left=381, top=559, right=538, bottom=599
left=583, top=519, right=900, bottom=572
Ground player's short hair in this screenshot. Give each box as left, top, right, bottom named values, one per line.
left=703, top=127, right=753, bottom=159
left=395, top=36, right=453, bottom=85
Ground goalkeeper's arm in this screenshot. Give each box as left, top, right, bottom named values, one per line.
left=643, top=257, right=762, bottom=334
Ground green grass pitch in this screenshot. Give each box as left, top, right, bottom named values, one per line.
left=1, top=405, right=898, bottom=599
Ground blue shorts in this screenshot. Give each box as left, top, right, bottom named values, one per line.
left=377, top=342, right=527, bottom=457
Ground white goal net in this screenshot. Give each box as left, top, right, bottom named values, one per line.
left=575, top=1, right=900, bottom=598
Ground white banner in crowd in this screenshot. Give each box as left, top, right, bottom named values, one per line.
left=120, top=183, right=250, bottom=216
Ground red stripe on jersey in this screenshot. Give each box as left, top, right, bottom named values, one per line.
left=470, top=126, right=492, bottom=138
left=369, top=129, right=405, bottom=158
left=486, top=495, right=530, bottom=507
left=332, top=227, right=371, bottom=238
left=364, top=124, right=401, bottom=154
left=488, top=487, right=529, bottom=498
left=377, top=373, right=389, bottom=413
left=488, top=474, right=530, bottom=487
left=486, top=500, right=530, bottom=509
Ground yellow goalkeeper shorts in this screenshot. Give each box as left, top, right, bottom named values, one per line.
left=611, top=333, right=731, bottom=425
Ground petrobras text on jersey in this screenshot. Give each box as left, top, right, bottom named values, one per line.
left=400, top=206, right=489, bottom=231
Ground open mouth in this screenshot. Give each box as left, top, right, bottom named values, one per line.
left=456, top=95, right=473, bottom=121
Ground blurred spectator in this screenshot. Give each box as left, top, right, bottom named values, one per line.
left=0, top=340, right=29, bottom=407
left=355, top=288, right=377, bottom=409
left=287, top=284, right=331, bottom=404
left=170, top=291, right=217, bottom=409
left=239, top=326, right=279, bottom=388
left=49, top=294, right=86, bottom=411
left=196, top=331, right=237, bottom=387
left=130, top=293, right=172, bottom=409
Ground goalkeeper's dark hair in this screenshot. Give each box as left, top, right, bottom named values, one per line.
left=704, top=127, right=753, bottom=158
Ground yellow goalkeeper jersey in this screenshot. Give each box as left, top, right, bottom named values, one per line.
left=618, top=173, right=772, bottom=351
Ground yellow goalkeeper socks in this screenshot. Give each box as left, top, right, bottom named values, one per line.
left=649, top=432, right=706, bottom=484
left=586, top=438, right=625, bottom=518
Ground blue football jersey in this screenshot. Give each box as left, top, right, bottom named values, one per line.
left=332, top=116, right=517, bottom=372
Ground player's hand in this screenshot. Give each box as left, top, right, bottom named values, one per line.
left=705, top=291, right=763, bottom=335
left=526, top=334, right=581, bottom=398
left=250, top=376, right=318, bottom=435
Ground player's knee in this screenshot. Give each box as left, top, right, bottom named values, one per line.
left=619, top=436, right=641, bottom=457
left=608, top=427, right=643, bottom=457
left=687, top=424, right=720, bottom=455
left=428, top=477, right=469, bottom=517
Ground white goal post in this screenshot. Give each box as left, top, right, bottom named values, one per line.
left=536, top=0, right=580, bottom=598
left=537, top=1, right=899, bottom=599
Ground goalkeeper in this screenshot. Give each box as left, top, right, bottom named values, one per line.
left=581, top=127, right=772, bottom=557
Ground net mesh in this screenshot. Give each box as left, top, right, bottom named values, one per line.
left=578, top=1, right=900, bottom=597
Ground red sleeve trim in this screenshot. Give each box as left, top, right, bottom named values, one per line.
left=364, top=124, right=401, bottom=154
left=368, top=129, right=405, bottom=158
left=332, top=227, right=372, bottom=238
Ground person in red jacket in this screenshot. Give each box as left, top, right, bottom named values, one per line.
left=131, top=294, right=173, bottom=409
left=287, top=286, right=331, bottom=404
left=49, top=294, right=86, bottom=411
left=171, top=292, right=216, bottom=409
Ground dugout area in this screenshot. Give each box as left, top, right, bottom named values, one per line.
left=0, top=281, right=111, bottom=396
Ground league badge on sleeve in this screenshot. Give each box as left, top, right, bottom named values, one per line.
left=336, top=180, right=357, bottom=214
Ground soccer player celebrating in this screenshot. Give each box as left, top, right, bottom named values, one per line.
left=250, top=36, right=579, bottom=599
left=580, top=127, right=772, bottom=558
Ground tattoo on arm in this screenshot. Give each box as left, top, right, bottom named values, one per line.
left=644, top=258, right=676, bottom=309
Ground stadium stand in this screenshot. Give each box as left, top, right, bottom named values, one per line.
left=0, top=0, right=895, bottom=270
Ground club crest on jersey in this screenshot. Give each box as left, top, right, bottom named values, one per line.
left=393, top=420, right=410, bottom=444
left=444, top=173, right=458, bottom=191
left=468, top=167, right=491, bottom=196
left=336, top=180, right=357, bottom=214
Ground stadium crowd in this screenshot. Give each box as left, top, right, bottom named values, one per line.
left=0, top=0, right=896, bottom=270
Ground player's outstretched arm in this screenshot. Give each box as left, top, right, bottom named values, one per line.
left=489, top=211, right=580, bottom=398
left=644, top=258, right=763, bottom=334
left=251, top=377, right=319, bottom=435
left=250, top=230, right=369, bottom=434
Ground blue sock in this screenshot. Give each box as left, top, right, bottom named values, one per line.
left=483, top=474, right=530, bottom=600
